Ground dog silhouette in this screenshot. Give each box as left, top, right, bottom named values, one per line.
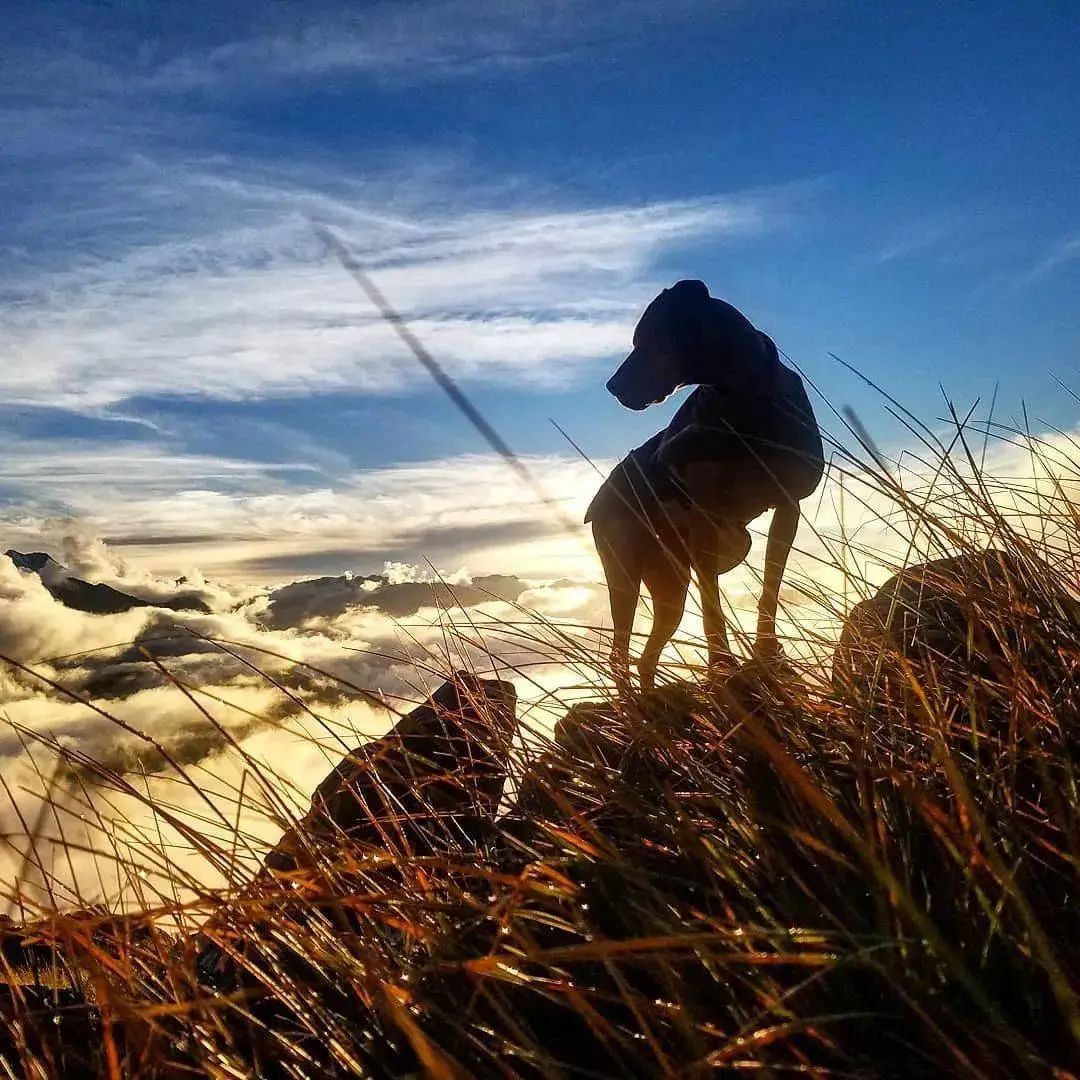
left=586, top=280, right=824, bottom=689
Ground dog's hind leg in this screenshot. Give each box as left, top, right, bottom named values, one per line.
left=639, top=543, right=690, bottom=692
left=592, top=517, right=643, bottom=691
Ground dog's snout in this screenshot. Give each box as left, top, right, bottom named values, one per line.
left=606, top=372, right=649, bottom=411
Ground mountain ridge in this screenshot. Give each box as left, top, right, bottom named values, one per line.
left=5, top=549, right=213, bottom=616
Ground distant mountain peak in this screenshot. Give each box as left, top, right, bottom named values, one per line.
left=5, top=549, right=211, bottom=616
left=259, top=571, right=528, bottom=630
left=5, top=550, right=60, bottom=574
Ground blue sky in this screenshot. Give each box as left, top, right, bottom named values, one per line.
left=2, top=0, right=1078, bottom=579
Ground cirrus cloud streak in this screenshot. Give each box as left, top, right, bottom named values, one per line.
left=4, top=175, right=781, bottom=411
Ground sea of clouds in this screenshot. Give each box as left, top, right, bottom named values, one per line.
left=1, top=423, right=1075, bottom=910
left=0, top=530, right=619, bottom=909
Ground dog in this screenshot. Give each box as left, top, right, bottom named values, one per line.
left=586, top=280, right=825, bottom=690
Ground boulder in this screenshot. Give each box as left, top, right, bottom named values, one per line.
left=196, top=671, right=517, bottom=1038
left=264, top=671, right=517, bottom=873
left=831, top=549, right=1079, bottom=729
left=509, top=683, right=715, bottom=830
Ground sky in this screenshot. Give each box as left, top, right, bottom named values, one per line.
left=2, top=0, right=1080, bottom=904
left=2, top=0, right=1078, bottom=583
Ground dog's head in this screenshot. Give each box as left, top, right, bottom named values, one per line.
left=605, top=279, right=711, bottom=410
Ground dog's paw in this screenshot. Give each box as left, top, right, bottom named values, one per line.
left=704, top=652, right=740, bottom=685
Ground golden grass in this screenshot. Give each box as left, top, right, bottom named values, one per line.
left=0, top=412, right=1078, bottom=1078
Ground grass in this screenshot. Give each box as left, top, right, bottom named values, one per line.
left=0, top=409, right=1078, bottom=1078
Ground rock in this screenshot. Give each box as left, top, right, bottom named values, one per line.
left=264, top=672, right=517, bottom=873
left=831, top=549, right=1080, bottom=729
left=194, top=672, right=517, bottom=1071
left=510, top=683, right=712, bottom=827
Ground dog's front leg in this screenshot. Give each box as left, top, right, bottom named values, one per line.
left=688, top=510, right=734, bottom=673
left=754, top=500, right=799, bottom=661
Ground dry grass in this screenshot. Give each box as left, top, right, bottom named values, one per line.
left=0, top=412, right=1078, bottom=1078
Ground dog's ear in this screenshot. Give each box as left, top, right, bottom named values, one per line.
left=664, top=280, right=710, bottom=350
left=667, top=279, right=710, bottom=310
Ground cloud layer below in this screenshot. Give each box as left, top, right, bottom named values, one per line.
left=1, top=418, right=1077, bottom=908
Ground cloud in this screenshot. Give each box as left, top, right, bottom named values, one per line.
left=1, top=443, right=606, bottom=582
left=0, top=533, right=611, bottom=905
left=54, top=530, right=251, bottom=614
left=0, top=534, right=610, bottom=860
left=152, top=3, right=589, bottom=87
left=11, top=1, right=743, bottom=95
left=3, top=1, right=792, bottom=420
left=874, top=216, right=962, bottom=265
left=2, top=416, right=1079, bottom=906
left=1019, top=230, right=1080, bottom=285
left=3, top=174, right=777, bottom=411
left=0, top=435, right=317, bottom=497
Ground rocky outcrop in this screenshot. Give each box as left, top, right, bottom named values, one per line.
left=836, top=550, right=1064, bottom=685
left=264, top=672, right=517, bottom=872
left=831, top=549, right=1080, bottom=762
left=194, top=672, right=517, bottom=1071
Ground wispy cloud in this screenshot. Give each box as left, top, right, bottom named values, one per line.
left=1019, top=230, right=1080, bottom=285
left=2, top=0, right=789, bottom=413
left=0, top=436, right=318, bottom=503
left=128, top=1, right=746, bottom=90
left=0, top=437, right=605, bottom=581
left=4, top=164, right=781, bottom=410
left=2, top=0, right=747, bottom=126
left=874, top=215, right=961, bottom=265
